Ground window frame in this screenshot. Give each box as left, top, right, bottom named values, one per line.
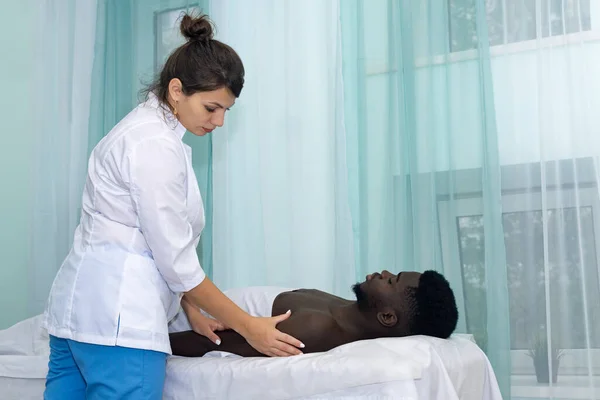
left=365, top=0, right=600, bottom=73
left=409, top=0, right=600, bottom=68
left=447, top=0, right=596, bottom=51
left=432, top=29, right=600, bottom=66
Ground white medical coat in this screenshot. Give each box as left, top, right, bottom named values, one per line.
left=43, top=93, right=206, bottom=354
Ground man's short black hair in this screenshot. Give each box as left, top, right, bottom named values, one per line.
left=407, top=270, right=458, bottom=339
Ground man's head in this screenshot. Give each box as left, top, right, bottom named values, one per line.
left=352, top=270, right=458, bottom=339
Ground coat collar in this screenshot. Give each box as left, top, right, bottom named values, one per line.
left=145, top=92, right=187, bottom=139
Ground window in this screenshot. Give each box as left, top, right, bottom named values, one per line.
left=457, top=206, right=600, bottom=351
left=448, top=0, right=592, bottom=52
left=437, top=158, right=600, bottom=380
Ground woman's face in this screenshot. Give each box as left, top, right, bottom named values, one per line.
left=168, top=79, right=236, bottom=136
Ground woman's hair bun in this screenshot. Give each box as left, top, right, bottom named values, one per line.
left=180, top=13, right=214, bottom=42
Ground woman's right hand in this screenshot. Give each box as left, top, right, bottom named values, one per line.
left=241, top=311, right=305, bottom=357
left=184, top=278, right=304, bottom=357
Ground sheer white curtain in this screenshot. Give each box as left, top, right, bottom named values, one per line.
left=29, top=0, right=98, bottom=317
left=444, top=1, right=600, bottom=397
left=208, top=0, right=356, bottom=297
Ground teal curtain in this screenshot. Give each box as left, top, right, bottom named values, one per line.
left=341, top=0, right=511, bottom=397
left=89, top=0, right=213, bottom=278
left=88, top=0, right=135, bottom=154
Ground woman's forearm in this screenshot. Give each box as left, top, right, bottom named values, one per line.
left=184, top=277, right=252, bottom=337
left=180, top=294, right=200, bottom=319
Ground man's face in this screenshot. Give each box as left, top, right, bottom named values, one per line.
left=353, top=270, right=422, bottom=312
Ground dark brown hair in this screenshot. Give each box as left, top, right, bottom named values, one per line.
left=143, top=13, right=245, bottom=106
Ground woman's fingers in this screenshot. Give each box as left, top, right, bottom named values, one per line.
left=206, top=331, right=222, bottom=345
left=192, top=325, right=221, bottom=345
left=268, top=343, right=299, bottom=357
left=242, top=314, right=306, bottom=357
left=213, top=321, right=227, bottom=331
left=276, top=331, right=305, bottom=351
left=269, top=348, right=287, bottom=357
left=268, top=313, right=304, bottom=354
left=272, top=310, right=292, bottom=323
left=275, top=342, right=303, bottom=356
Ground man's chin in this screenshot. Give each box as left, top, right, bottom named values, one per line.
left=351, top=282, right=366, bottom=300
left=352, top=283, right=371, bottom=312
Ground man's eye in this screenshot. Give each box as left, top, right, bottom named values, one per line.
left=205, top=107, right=215, bottom=112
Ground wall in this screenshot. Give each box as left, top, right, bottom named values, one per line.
left=0, top=0, right=35, bottom=329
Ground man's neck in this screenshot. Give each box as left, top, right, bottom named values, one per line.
left=330, top=302, right=385, bottom=340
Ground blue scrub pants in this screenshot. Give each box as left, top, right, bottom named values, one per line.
left=44, top=335, right=167, bottom=400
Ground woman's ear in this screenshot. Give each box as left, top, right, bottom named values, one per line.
left=168, top=78, right=184, bottom=102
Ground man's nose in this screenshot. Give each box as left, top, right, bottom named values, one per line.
left=381, top=270, right=393, bottom=278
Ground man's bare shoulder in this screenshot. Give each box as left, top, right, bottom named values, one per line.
left=278, top=310, right=344, bottom=353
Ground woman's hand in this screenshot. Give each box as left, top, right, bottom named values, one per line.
left=184, top=278, right=304, bottom=357
left=181, top=295, right=228, bottom=345
left=241, top=311, right=305, bottom=357
left=190, top=312, right=228, bottom=345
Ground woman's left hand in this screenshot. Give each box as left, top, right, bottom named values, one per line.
left=190, top=312, right=228, bottom=345
left=182, top=296, right=228, bottom=345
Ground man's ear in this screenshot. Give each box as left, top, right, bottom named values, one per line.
left=376, top=308, right=398, bottom=327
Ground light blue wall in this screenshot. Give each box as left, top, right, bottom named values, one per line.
left=0, top=1, right=34, bottom=329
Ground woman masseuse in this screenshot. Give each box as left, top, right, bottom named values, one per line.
left=42, top=13, right=304, bottom=399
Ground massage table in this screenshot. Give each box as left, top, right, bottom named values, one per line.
left=0, top=287, right=503, bottom=399
left=163, top=332, right=501, bottom=399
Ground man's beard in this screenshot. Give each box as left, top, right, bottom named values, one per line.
left=352, top=283, right=370, bottom=311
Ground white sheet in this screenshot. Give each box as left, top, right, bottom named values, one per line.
left=163, top=333, right=502, bottom=400
left=0, top=315, right=49, bottom=380
left=164, top=336, right=431, bottom=399
left=0, top=315, right=51, bottom=400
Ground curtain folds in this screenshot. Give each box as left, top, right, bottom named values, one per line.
left=208, top=0, right=356, bottom=297
left=341, top=1, right=600, bottom=398
left=29, top=0, right=99, bottom=319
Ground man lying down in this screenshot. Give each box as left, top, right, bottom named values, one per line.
left=169, top=270, right=458, bottom=357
